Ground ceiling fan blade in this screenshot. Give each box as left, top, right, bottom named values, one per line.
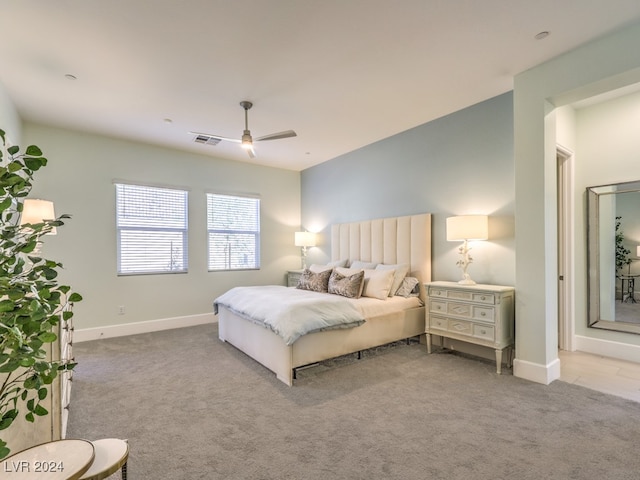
left=255, top=130, right=297, bottom=142
left=246, top=146, right=256, bottom=158
left=189, top=131, right=241, bottom=143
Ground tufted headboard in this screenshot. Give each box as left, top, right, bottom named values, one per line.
left=330, top=213, right=432, bottom=285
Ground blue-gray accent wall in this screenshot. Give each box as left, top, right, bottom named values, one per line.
left=301, top=92, right=514, bottom=286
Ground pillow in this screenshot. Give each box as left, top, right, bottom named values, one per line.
left=296, top=268, right=332, bottom=293
left=309, top=263, right=333, bottom=273
left=334, top=267, right=366, bottom=297
left=350, top=260, right=378, bottom=269
left=327, top=259, right=348, bottom=267
left=328, top=269, right=365, bottom=298
left=375, top=263, right=410, bottom=296
left=395, top=276, right=420, bottom=297
left=361, top=268, right=395, bottom=300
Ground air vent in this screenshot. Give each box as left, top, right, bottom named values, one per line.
left=194, top=134, right=221, bottom=146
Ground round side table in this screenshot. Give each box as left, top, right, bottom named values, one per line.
left=2, top=439, right=94, bottom=479
left=79, top=438, right=129, bottom=480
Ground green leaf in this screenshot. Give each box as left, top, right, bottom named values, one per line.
left=38, top=388, right=47, bottom=400
left=25, top=412, right=34, bottom=423
left=34, top=404, right=48, bottom=416
left=0, top=299, right=15, bottom=312
left=7, top=145, right=19, bottom=155
left=25, top=145, right=42, bottom=156
left=38, top=332, right=57, bottom=343
left=69, top=292, right=83, bottom=302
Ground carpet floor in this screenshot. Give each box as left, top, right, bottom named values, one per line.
left=67, top=324, right=640, bottom=480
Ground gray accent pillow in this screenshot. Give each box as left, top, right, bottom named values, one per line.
left=395, top=276, right=420, bottom=297
left=296, top=268, right=332, bottom=292
left=328, top=269, right=365, bottom=298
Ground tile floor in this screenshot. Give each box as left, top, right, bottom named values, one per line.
left=559, top=349, right=640, bottom=402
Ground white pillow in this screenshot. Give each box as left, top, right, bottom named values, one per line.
left=361, top=268, right=394, bottom=300
left=375, top=263, right=410, bottom=296
left=350, top=260, right=378, bottom=269
left=309, top=264, right=333, bottom=273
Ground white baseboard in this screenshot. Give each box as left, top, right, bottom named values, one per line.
left=574, top=335, right=640, bottom=363
left=513, top=357, right=561, bottom=385
left=74, top=313, right=217, bottom=343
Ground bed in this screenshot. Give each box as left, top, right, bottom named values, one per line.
left=215, top=213, right=432, bottom=385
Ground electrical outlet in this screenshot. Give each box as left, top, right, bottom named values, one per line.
left=118, top=305, right=125, bottom=315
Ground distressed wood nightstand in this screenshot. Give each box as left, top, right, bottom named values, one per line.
left=426, top=281, right=515, bottom=374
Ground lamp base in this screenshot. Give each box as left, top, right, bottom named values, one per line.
left=458, top=273, right=476, bottom=285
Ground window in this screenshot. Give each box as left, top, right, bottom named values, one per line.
left=116, top=183, right=188, bottom=275
left=207, top=193, right=260, bottom=271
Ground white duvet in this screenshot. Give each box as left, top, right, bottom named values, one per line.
left=214, top=285, right=366, bottom=345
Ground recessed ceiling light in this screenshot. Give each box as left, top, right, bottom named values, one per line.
left=535, top=31, right=550, bottom=40
left=163, top=118, right=173, bottom=124
left=64, top=74, right=77, bottom=80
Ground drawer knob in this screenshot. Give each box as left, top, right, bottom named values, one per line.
left=481, top=296, right=486, bottom=300
left=480, top=329, right=487, bottom=334
left=481, top=312, right=486, bottom=317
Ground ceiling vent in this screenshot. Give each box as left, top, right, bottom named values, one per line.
left=194, top=134, right=221, bottom=146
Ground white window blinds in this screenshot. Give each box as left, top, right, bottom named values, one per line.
left=116, top=183, right=188, bottom=275
left=207, top=193, right=260, bottom=271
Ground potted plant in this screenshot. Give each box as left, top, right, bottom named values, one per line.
left=616, top=216, right=632, bottom=274
left=0, top=129, right=81, bottom=459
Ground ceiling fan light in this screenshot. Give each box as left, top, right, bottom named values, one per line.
left=241, top=130, right=253, bottom=149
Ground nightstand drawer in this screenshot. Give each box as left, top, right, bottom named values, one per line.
left=447, top=302, right=471, bottom=318
left=473, top=324, right=495, bottom=341
left=472, top=305, right=495, bottom=323
left=472, top=293, right=495, bottom=304
left=430, top=315, right=448, bottom=330
left=448, top=319, right=472, bottom=336
left=430, top=300, right=447, bottom=314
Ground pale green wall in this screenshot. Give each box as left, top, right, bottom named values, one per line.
left=0, top=80, right=21, bottom=144
left=23, top=123, right=302, bottom=330
left=515, top=21, right=640, bottom=380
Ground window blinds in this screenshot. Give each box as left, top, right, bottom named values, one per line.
left=116, top=183, right=188, bottom=275
left=207, top=193, right=260, bottom=271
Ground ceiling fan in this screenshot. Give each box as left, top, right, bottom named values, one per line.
left=190, top=101, right=297, bottom=158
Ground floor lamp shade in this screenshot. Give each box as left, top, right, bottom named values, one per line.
left=20, top=199, right=57, bottom=235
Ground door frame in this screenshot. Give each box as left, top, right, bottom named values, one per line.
left=557, top=145, right=575, bottom=351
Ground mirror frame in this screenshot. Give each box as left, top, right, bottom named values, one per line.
left=588, top=179, right=640, bottom=334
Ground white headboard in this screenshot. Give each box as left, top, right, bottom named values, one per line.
left=330, top=213, right=431, bottom=283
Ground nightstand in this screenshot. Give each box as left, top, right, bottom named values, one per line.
left=287, top=269, right=304, bottom=287
left=426, top=281, right=515, bottom=374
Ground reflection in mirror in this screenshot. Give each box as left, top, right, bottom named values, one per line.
left=588, top=180, right=640, bottom=334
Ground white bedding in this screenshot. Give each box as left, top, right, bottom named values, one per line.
left=214, top=285, right=366, bottom=345
left=345, top=294, right=423, bottom=318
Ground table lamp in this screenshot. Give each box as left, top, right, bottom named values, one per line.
left=446, top=215, right=489, bottom=285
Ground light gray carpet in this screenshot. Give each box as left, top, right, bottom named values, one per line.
left=67, top=324, right=640, bottom=480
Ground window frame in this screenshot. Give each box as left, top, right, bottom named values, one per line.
left=115, top=182, right=189, bottom=276
left=206, top=192, right=261, bottom=272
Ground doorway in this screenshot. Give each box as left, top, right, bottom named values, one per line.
left=557, top=145, right=575, bottom=351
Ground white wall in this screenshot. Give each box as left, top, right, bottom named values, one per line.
left=23, top=123, right=302, bottom=337
left=514, top=20, right=640, bottom=383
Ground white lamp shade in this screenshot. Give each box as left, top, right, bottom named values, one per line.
left=20, top=199, right=56, bottom=234
left=637, top=245, right=640, bottom=257
left=446, top=215, right=489, bottom=241
left=21, top=199, right=55, bottom=225
left=294, top=231, right=316, bottom=247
